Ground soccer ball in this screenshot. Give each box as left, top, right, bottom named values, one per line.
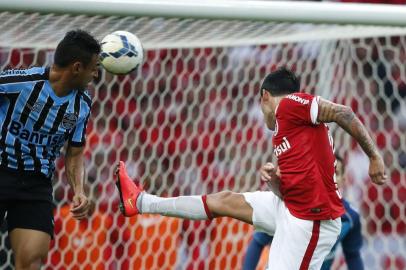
left=100, top=31, right=144, bottom=75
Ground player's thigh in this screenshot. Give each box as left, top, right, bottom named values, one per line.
left=242, top=191, right=281, bottom=235
left=10, top=228, right=51, bottom=265
left=308, top=218, right=341, bottom=270
left=7, top=200, right=54, bottom=262
left=207, top=191, right=254, bottom=224
left=268, top=211, right=341, bottom=270
left=271, top=215, right=316, bottom=270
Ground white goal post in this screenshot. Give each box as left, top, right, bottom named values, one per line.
left=0, top=1, right=405, bottom=270
left=1, top=0, right=406, bottom=25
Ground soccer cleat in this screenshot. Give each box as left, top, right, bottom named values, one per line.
left=114, top=161, right=143, bottom=217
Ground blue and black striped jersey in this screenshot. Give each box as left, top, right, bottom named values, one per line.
left=0, top=67, right=92, bottom=178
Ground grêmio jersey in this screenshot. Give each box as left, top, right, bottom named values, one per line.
left=0, top=67, right=91, bottom=178
left=273, top=92, right=344, bottom=220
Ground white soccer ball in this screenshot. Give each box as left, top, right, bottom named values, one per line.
left=100, top=31, right=144, bottom=74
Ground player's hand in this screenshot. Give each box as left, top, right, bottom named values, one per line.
left=71, top=192, right=90, bottom=220
left=261, top=162, right=282, bottom=197
left=369, top=155, right=387, bottom=185
left=260, top=162, right=280, bottom=182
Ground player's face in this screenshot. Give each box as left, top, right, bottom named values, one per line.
left=260, top=90, right=277, bottom=130
left=335, top=159, right=345, bottom=188
left=72, top=54, right=100, bottom=91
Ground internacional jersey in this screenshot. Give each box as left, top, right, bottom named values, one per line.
left=272, top=92, right=345, bottom=220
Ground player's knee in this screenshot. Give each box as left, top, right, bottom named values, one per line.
left=207, top=190, right=236, bottom=214
left=15, top=257, right=42, bottom=270
left=14, top=246, right=48, bottom=270
left=210, top=190, right=235, bottom=204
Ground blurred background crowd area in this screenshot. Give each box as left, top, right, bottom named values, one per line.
left=0, top=36, right=405, bottom=270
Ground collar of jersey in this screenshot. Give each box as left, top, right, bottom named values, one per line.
left=45, top=80, right=77, bottom=105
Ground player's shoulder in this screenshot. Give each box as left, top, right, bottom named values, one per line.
left=278, top=92, right=316, bottom=115
left=78, top=90, right=92, bottom=110
left=0, top=66, right=47, bottom=77
left=0, top=66, right=49, bottom=82
left=283, top=92, right=315, bottom=105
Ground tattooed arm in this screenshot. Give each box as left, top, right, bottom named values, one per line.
left=317, top=98, right=386, bottom=185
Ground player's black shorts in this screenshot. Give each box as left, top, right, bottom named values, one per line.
left=0, top=169, right=55, bottom=238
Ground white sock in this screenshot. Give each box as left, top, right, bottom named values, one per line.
left=137, top=193, right=211, bottom=220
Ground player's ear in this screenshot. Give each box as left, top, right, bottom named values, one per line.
left=71, top=61, right=83, bottom=75
left=262, top=90, right=271, bottom=101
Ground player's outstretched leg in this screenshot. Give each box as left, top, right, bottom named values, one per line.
left=114, top=161, right=253, bottom=224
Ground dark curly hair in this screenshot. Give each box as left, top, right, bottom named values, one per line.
left=260, top=67, right=300, bottom=97
left=54, top=29, right=100, bottom=67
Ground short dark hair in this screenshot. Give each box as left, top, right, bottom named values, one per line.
left=54, top=29, right=100, bottom=67
left=260, top=67, right=300, bottom=97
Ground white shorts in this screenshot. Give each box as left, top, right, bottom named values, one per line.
left=243, top=191, right=341, bottom=270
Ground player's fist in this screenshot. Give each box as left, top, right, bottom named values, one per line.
left=260, top=162, right=280, bottom=182
left=71, top=192, right=90, bottom=220
left=260, top=162, right=282, bottom=197
left=369, top=155, right=387, bottom=185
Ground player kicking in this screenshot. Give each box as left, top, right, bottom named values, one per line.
left=0, top=30, right=100, bottom=269
left=242, top=155, right=364, bottom=270
left=115, top=67, right=385, bottom=269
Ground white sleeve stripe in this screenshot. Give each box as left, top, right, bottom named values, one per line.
left=310, top=96, right=320, bottom=124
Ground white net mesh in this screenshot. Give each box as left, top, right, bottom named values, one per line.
left=2, top=12, right=406, bottom=49
left=0, top=11, right=405, bottom=270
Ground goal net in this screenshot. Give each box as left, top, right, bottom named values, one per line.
left=0, top=6, right=405, bottom=270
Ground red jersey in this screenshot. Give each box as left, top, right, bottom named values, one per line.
left=273, top=92, right=344, bottom=220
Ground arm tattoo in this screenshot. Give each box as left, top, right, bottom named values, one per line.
left=318, top=99, right=378, bottom=159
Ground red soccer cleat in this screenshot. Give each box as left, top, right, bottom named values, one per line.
left=114, top=161, right=143, bottom=217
